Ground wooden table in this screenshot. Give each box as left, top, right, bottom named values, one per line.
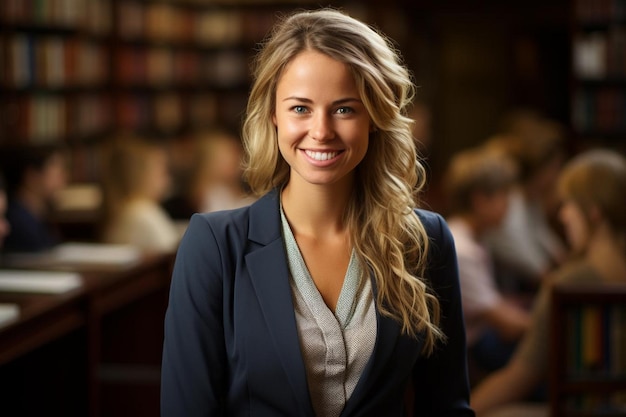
left=0, top=252, right=175, bottom=417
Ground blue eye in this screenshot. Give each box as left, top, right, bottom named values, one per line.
left=336, top=107, right=354, bottom=114
left=292, top=106, right=307, bottom=114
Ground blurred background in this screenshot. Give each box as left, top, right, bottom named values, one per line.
left=1, top=0, right=622, bottom=226
left=0, top=1, right=625, bottom=416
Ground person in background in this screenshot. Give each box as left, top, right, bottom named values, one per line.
left=161, top=8, right=474, bottom=417
left=163, top=127, right=255, bottom=220
left=443, top=144, right=530, bottom=381
left=471, top=148, right=626, bottom=417
left=485, top=110, right=568, bottom=291
left=101, top=136, right=181, bottom=252
left=0, top=144, right=68, bottom=252
left=0, top=173, right=11, bottom=248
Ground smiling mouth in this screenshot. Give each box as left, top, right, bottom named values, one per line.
left=304, top=150, right=340, bottom=161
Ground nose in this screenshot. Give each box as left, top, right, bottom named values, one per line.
left=309, top=112, right=335, bottom=142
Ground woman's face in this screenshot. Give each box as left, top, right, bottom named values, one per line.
left=558, top=199, right=590, bottom=254
left=272, top=50, right=371, bottom=190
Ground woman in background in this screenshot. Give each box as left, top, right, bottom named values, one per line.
left=162, top=8, right=473, bottom=417
left=471, top=148, right=626, bottom=417
left=101, top=136, right=181, bottom=252
left=0, top=144, right=68, bottom=252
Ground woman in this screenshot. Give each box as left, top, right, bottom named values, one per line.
left=101, top=136, right=181, bottom=252
left=471, top=149, right=626, bottom=416
left=161, top=9, right=473, bottom=417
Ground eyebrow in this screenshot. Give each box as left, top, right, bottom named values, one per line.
left=282, top=96, right=362, bottom=105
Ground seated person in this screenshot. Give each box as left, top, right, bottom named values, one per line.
left=101, top=136, right=182, bottom=252
left=471, top=149, right=626, bottom=416
left=443, top=144, right=530, bottom=377
left=484, top=110, right=568, bottom=290
left=163, top=127, right=255, bottom=220
left=0, top=144, right=68, bottom=252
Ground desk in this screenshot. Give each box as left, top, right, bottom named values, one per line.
left=0, top=252, right=174, bottom=417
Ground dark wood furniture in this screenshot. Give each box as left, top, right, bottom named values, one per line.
left=0, top=252, right=174, bottom=417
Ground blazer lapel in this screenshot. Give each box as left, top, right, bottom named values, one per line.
left=245, top=190, right=314, bottom=417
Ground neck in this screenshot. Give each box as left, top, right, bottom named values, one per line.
left=281, top=179, right=351, bottom=239
left=457, top=213, right=487, bottom=239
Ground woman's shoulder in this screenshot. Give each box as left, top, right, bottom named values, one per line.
left=414, top=208, right=450, bottom=240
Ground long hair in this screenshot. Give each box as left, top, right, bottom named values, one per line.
left=101, top=136, right=163, bottom=229
left=242, top=8, right=442, bottom=353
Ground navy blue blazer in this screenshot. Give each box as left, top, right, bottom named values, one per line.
left=161, top=189, right=474, bottom=417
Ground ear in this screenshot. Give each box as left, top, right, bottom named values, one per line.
left=272, top=113, right=277, bottom=127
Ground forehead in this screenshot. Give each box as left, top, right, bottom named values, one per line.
left=275, top=50, right=357, bottom=96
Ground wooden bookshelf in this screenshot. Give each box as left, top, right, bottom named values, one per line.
left=550, top=281, right=626, bottom=417
left=570, top=0, right=626, bottom=152
left=0, top=0, right=325, bottom=182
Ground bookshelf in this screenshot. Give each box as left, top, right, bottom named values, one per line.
left=0, top=0, right=322, bottom=185
left=550, top=281, right=626, bottom=417
left=570, top=0, right=626, bottom=151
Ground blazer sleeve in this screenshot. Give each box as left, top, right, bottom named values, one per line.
left=412, top=212, right=475, bottom=416
left=161, top=213, right=228, bottom=416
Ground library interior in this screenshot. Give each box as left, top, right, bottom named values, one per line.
left=0, top=0, right=625, bottom=416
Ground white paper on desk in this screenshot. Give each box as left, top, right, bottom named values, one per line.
left=0, top=270, right=82, bottom=294
left=0, top=303, right=19, bottom=327
left=51, top=243, right=142, bottom=267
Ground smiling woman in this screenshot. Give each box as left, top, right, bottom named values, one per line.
left=161, top=8, right=475, bottom=417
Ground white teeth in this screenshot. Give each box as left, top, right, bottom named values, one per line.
left=305, top=150, right=339, bottom=161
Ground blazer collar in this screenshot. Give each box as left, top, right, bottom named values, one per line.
left=245, top=189, right=408, bottom=416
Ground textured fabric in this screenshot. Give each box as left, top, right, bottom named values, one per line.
left=281, top=208, right=376, bottom=417
left=448, top=217, right=502, bottom=346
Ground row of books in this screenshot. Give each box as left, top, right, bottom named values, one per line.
left=115, top=91, right=246, bottom=132
left=572, top=88, right=626, bottom=134
left=114, top=47, right=250, bottom=88
left=1, top=35, right=108, bottom=89
left=117, top=2, right=274, bottom=45
left=575, top=0, right=626, bottom=23
left=0, top=94, right=111, bottom=144
left=573, top=29, right=626, bottom=79
left=565, top=304, right=626, bottom=376
left=1, top=0, right=112, bottom=35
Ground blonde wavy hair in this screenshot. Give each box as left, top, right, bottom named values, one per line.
left=242, top=8, right=443, bottom=353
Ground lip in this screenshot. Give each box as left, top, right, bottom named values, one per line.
left=300, top=149, right=344, bottom=166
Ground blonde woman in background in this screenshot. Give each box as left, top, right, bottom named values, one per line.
left=472, top=149, right=626, bottom=417
left=161, top=8, right=473, bottom=417
left=102, top=136, right=181, bottom=252
left=191, top=128, right=256, bottom=213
